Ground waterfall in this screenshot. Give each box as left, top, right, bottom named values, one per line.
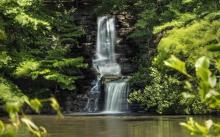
left=84, top=77, right=101, bottom=112
left=93, top=16, right=121, bottom=76
left=105, top=80, right=129, bottom=113
left=85, top=16, right=129, bottom=113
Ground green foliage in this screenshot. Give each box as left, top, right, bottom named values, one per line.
left=155, top=16, right=220, bottom=66
left=0, top=29, right=6, bottom=41
left=129, top=67, right=207, bottom=114
left=153, top=13, right=196, bottom=34
left=28, top=99, right=42, bottom=113
left=0, top=0, right=51, bottom=30
left=165, top=56, right=220, bottom=109
left=129, top=67, right=179, bottom=114
left=15, top=60, right=40, bottom=77
left=0, top=76, right=62, bottom=137
left=164, top=55, right=190, bottom=77
left=52, top=58, right=87, bottom=69
left=95, top=0, right=127, bottom=14
left=129, top=0, right=219, bottom=115
left=0, top=52, right=11, bottom=68
left=43, top=72, right=77, bottom=90
left=0, top=77, right=24, bottom=102
left=0, top=0, right=87, bottom=100
left=180, top=118, right=220, bottom=137
left=165, top=56, right=220, bottom=137
left=0, top=96, right=62, bottom=137
left=14, top=57, right=87, bottom=90
left=21, top=117, right=47, bottom=137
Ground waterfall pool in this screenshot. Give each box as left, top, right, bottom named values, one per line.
left=17, top=115, right=219, bottom=137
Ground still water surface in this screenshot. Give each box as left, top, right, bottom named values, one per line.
left=18, top=115, right=219, bottom=137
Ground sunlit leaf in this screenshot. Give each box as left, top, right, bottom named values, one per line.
left=195, top=57, right=211, bottom=81
left=208, top=76, right=217, bottom=88
left=164, top=55, right=191, bottom=77
left=15, top=60, right=40, bottom=77
left=182, top=0, right=193, bottom=4
left=182, top=92, right=195, bottom=99
left=195, top=56, right=210, bottom=70
left=29, top=99, right=42, bottom=113
left=21, top=117, right=39, bottom=131
left=21, top=117, right=47, bottom=137
left=5, top=101, right=22, bottom=114
left=0, top=120, right=5, bottom=133
left=4, top=124, right=16, bottom=137
left=205, top=120, right=213, bottom=129
left=216, top=59, right=220, bottom=72
left=184, top=81, right=192, bottom=90
left=205, top=90, right=220, bottom=99
left=50, top=98, right=62, bottom=118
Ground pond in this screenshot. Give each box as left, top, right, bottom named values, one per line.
left=18, top=115, right=219, bottom=137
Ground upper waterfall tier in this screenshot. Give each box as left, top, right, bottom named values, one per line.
left=93, top=16, right=121, bottom=76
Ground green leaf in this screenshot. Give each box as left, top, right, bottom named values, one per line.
left=208, top=76, right=216, bottom=88
left=207, top=44, right=220, bottom=52
left=216, top=59, right=220, bottom=72
left=205, top=90, right=219, bottom=99
left=0, top=52, right=12, bottom=67
left=3, top=124, right=16, bottom=137
left=184, top=81, right=192, bottom=90
left=164, top=55, right=191, bottom=77
left=182, top=0, right=193, bottom=4
left=195, top=57, right=211, bottom=81
left=50, top=98, right=62, bottom=117
left=5, top=101, right=23, bottom=122
left=5, top=101, right=22, bottom=114
left=182, top=92, right=195, bottom=99
left=21, top=117, right=47, bottom=137
left=0, top=29, right=6, bottom=41
left=15, top=60, right=40, bottom=77
left=29, top=99, right=42, bottom=113
left=195, top=56, right=210, bottom=70
left=205, top=120, right=213, bottom=130
left=0, top=120, right=5, bottom=133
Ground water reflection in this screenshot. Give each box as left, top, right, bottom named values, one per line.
left=18, top=115, right=219, bottom=137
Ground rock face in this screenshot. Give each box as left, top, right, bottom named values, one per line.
left=63, top=3, right=138, bottom=113
left=65, top=94, right=88, bottom=113
left=115, top=12, right=138, bottom=75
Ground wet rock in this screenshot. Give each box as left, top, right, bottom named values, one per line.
left=102, top=75, right=122, bottom=84
left=117, top=15, right=126, bottom=20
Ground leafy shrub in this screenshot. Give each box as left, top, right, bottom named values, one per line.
left=165, top=56, right=220, bottom=137
left=129, top=67, right=207, bottom=114
left=0, top=0, right=87, bottom=99
left=128, top=0, right=219, bottom=115
left=154, top=14, right=220, bottom=66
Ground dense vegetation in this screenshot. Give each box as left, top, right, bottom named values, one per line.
left=165, top=56, right=220, bottom=137
left=126, top=0, right=220, bottom=114
left=0, top=0, right=87, bottom=105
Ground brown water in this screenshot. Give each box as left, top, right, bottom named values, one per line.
left=18, top=115, right=219, bottom=137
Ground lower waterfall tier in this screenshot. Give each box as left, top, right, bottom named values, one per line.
left=104, top=80, right=129, bottom=113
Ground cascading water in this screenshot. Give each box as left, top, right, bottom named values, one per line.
left=85, top=16, right=129, bottom=113
left=84, top=77, right=101, bottom=112
left=93, top=16, right=120, bottom=75
left=105, top=80, right=129, bottom=113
